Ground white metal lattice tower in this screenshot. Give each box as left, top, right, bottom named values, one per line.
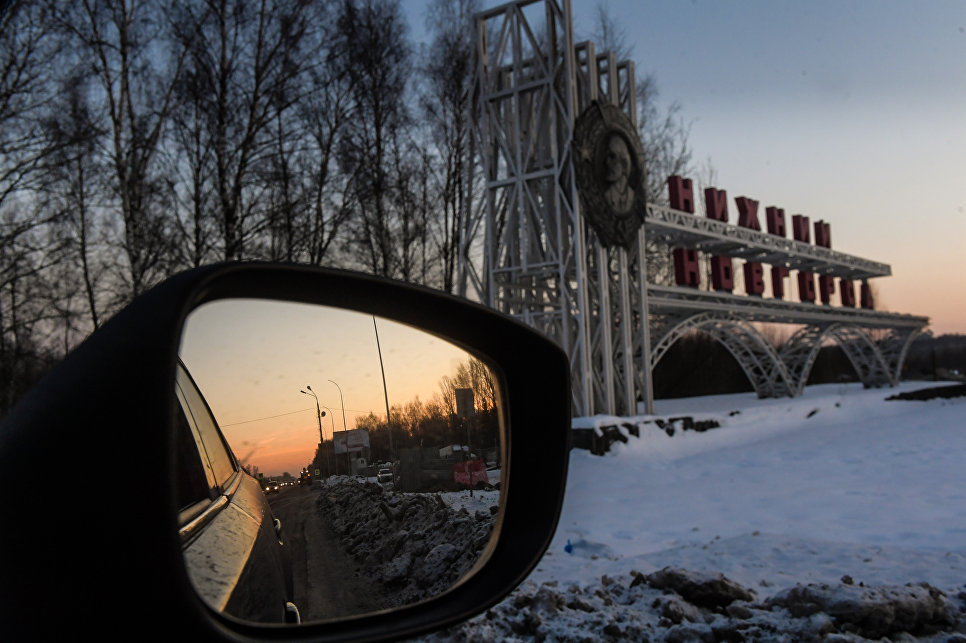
left=458, top=0, right=928, bottom=416
left=459, top=0, right=654, bottom=417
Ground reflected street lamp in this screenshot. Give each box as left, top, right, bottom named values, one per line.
left=320, top=403, right=336, bottom=478
left=299, top=387, right=324, bottom=443
left=328, top=379, right=351, bottom=475
left=300, top=386, right=332, bottom=480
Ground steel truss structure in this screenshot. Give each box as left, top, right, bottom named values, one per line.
left=648, top=289, right=926, bottom=398
left=460, top=0, right=650, bottom=416
left=460, top=0, right=929, bottom=415
left=643, top=204, right=891, bottom=280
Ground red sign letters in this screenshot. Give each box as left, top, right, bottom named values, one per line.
left=666, top=175, right=871, bottom=310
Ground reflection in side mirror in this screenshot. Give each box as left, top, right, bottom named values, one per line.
left=178, top=299, right=505, bottom=624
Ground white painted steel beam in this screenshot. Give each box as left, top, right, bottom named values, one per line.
left=644, top=204, right=891, bottom=280
left=648, top=285, right=927, bottom=329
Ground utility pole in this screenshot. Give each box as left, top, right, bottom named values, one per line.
left=373, top=317, right=395, bottom=484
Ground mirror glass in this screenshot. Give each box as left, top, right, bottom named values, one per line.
left=177, top=299, right=504, bottom=624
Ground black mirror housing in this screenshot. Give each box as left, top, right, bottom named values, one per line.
left=0, top=263, right=571, bottom=640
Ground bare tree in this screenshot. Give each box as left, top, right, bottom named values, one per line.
left=0, top=2, right=60, bottom=209
left=38, top=70, right=110, bottom=330
left=436, top=357, right=496, bottom=416
left=57, top=0, right=196, bottom=297
left=293, top=31, right=356, bottom=266
left=332, top=0, right=413, bottom=279
left=390, top=131, right=434, bottom=283
left=0, top=1, right=70, bottom=413
left=0, top=224, right=67, bottom=415
left=172, top=0, right=311, bottom=261
left=589, top=3, right=699, bottom=285
left=402, top=397, right=424, bottom=440
left=421, top=0, right=479, bottom=292
left=636, top=74, right=693, bottom=205
left=167, top=55, right=217, bottom=268
left=0, top=0, right=61, bottom=292
left=260, top=5, right=355, bottom=265
left=589, top=1, right=633, bottom=61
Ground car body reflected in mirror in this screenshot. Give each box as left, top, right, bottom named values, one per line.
left=175, top=360, right=299, bottom=623
left=179, top=299, right=506, bottom=623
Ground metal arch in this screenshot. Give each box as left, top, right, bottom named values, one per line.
left=650, top=312, right=793, bottom=398
left=826, top=325, right=894, bottom=388
left=776, top=325, right=825, bottom=396
left=878, top=327, right=926, bottom=383
left=778, top=323, right=896, bottom=395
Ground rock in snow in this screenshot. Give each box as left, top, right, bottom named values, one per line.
left=412, top=572, right=965, bottom=642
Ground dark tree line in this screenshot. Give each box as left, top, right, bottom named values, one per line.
left=0, top=0, right=696, bottom=417
left=0, top=0, right=482, bottom=415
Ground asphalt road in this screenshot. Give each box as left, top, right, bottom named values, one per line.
left=267, top=486, right=390, bottom=621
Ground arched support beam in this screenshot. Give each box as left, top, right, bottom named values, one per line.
left=777, top=323, right=896, bottom=395
left=878, top=327, right=927, bottom=384
left=827, top=325, right=893, bottom=388
left=650, top=312, right=793, bottom=398
left=775, top=325, right=825, bottom=396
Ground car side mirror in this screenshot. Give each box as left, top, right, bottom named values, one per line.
left=0, top=263, right=571, bottom=641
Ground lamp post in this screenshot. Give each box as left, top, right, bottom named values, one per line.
left=329, top=379, right=351, bottom=475
left=320, top=403, right=336, bottom=478
left=300, top=386, right=328, bottom=482
left=300, top=388, right=324, bottom=443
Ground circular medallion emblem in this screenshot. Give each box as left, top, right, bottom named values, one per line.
left=573, top=101, right=647, bottom=248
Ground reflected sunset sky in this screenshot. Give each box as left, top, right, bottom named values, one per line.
left=179, top=300, right=478, bottom=477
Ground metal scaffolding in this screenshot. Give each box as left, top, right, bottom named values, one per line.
left=459, top=0, right=929, bottom=416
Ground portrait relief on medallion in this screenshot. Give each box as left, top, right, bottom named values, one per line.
left=602, top=132, right=635, bottom=214
left=573, top=101, right=647, bottom=248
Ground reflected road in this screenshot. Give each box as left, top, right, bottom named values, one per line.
left=267, top=486, right=391, bottom=621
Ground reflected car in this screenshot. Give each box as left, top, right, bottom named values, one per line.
left=264, top=480, right=280, bottom=494
left=377, top=468, right=393, bottom=483
left=175, top=361, right=299, bottom=624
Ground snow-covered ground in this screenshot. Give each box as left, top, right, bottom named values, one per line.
left=418, top=380, right=966, bottom=641
left=544, top=381, right=966, bottom=596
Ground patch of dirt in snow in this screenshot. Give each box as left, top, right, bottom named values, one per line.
left=412, top=567, right=966, bottom=642
left=886, top=384, right=966, bottom=401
